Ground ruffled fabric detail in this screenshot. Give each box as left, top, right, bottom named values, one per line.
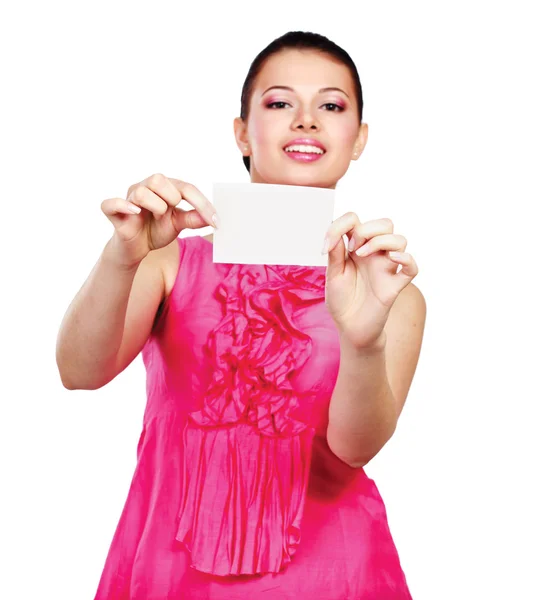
left=175, top=263, right=326, bottom=576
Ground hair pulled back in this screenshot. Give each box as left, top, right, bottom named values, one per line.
left=239, top=31, right=364, bottom=173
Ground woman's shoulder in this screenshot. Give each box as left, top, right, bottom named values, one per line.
left=160, top=237, right=179, bottom=301
left=160, top=234, right=213, bottom=301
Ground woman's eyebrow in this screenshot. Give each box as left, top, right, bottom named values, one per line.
left=261, top=85, right=350, bottom=99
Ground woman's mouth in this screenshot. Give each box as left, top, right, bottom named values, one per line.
left=283, top=144, right=325, bottom=163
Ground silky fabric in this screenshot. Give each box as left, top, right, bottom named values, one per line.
left=94, top=235, right=412, bottom=599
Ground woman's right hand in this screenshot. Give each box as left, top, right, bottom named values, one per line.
left=101, top=173, right=218, bottom=267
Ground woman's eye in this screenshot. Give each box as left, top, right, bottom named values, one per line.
left=323, top=103, right=344, bottom=112
left=267, top=101, right=290, bottom=109
left=266, top=101, right=344, bottom=111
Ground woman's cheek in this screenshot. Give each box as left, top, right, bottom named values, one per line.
left=249, top=113, right=280, bottom=147
left=247, top=114, right=265, bottom=142
left=336, top=116, right=360, bottom=148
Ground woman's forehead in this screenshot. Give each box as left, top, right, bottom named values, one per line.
left=253, top=50, right=353, bottom=97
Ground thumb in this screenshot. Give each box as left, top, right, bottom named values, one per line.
left=173, top=207, right=212, bottom=231
left=327, top=237, right=346, bottom=277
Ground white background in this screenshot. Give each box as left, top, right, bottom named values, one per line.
left=1, top=1, right=534, bottom=598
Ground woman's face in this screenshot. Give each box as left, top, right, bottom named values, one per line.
left=234, top=49, right=368, bottom=189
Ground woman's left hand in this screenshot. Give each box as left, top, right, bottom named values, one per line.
left=324, top=212, right=419, bottom=348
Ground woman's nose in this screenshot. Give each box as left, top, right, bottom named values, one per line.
left=292, top=110, right=319, bottom=131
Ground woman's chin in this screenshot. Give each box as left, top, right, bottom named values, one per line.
left=263, top=171, right=334, bottom=188
left=283, top=176, right=335, bottom=189
left=251, top=162, right=339, bottom=188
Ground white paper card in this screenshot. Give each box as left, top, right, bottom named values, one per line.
left=212, top=182, right=335, bottom=266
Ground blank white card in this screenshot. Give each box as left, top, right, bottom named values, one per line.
left=212, top=182, right=335, bottom=266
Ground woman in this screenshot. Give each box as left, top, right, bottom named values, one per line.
left=56, top=30, right=426, bottom=599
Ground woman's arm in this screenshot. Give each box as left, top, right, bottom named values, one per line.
left=326, top=283, right=427, bottom=468
left=55, top=236, right=171, bottom=391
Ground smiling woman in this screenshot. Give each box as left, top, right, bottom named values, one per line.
left=70, top=30, right=423, bottom=600
left=235, top=31, right=366, bottom=189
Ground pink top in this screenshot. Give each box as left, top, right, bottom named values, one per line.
left=94, top=235, right=412, bottom=599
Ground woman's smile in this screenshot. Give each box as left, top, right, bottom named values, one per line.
left=283, top=147, right=326, bottom=162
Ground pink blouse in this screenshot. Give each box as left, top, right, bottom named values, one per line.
left=94, top=234, right=412, bottom=599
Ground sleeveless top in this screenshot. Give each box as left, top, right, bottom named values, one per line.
left=94, top=235, right=412, bottom=599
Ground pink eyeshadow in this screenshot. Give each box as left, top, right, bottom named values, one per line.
left=264, top=96, right=283, bottom=105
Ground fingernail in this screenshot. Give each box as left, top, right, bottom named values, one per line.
left=212, top=213, right=219, bottom=228
left=322, top=238, right=330, bottom=255
left=347, top=237, right=356, bottom=252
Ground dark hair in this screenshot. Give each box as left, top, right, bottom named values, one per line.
left=239, top=31, right=364, bottom=174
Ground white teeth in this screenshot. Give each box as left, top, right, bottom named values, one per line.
left=284, top=144, right=324, bottom=154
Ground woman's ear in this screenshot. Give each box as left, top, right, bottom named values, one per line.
left=352, top=122, right=369, bottom=160
left=234, top=117, right=250, bottom=156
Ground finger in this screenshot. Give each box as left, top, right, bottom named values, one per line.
left=101, top=197, right=141, bottom=217
left=127, top=173, right=182, bottom=210
left=142, top=173, right=184, bottom=209
left=126, top=186, right=169, bottom=221
left=173, top=207, right=214, bottom=231
left=323, top=212, right=361, bottom=255
left=353, top=233, right=407, bottom=257
left=388, top=251, right=419, bottom=278
left=347, top=218, right=395, bottom=253
left=168, top=179, right=219, bottom=228
left=101, top=198, right=142, bottom=229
